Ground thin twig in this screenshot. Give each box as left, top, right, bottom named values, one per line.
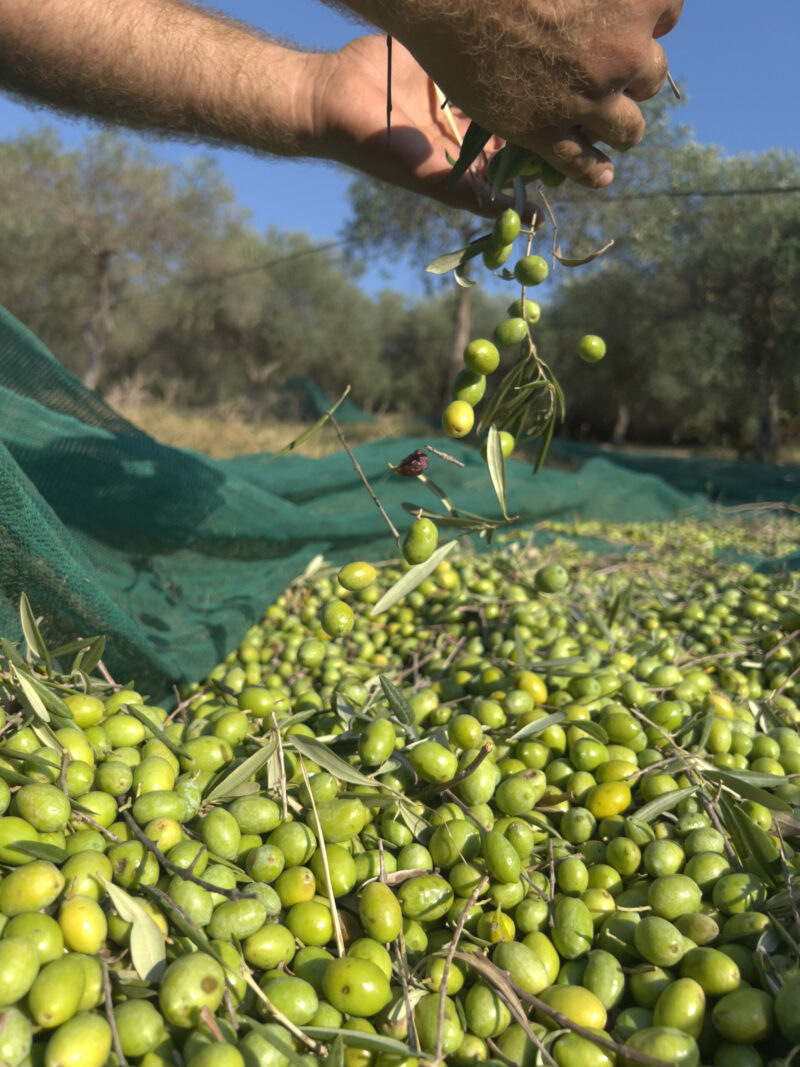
left=484, top=964, right=673, bottom=1067
left=298, top=756, right=345, bottom=957
left=434, top=875, right=489, bottom=1063
left=424, top=444, right=466, bottom=468
left=666, top=71, right=681, bottom=99
left=330, top=414, right=400, bottom=543
left=223, top=989, right=240, bottom=1034
left=199, top=1005, right=225, bottom=1042
left=271, top=712, right=288, bottom=822
left=96, top=660, right=118, bottom=687
left=119, top=809, right=251, bottom=901
left=393, top=928, right=419, bottom=1053
left=102, top=958, right=129, bottom=1067
left=386, top=34, right=392, bottom=139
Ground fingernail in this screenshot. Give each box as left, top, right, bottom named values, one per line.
left=597, top=169, right=614, bottom=188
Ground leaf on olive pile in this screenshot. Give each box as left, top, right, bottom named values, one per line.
left=99, top=875, right=166, bottom=982
left=285, top=733, right=378, bottom=791
left=370, top=539, right=459, bottom=616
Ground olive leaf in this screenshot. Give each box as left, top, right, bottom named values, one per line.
left=19, top=593, right=50, bottom=670
left=633, top=785, right=698, bottom=825
left=717, top=796, right=782, bottom=888
left=704, top=768, right=792, bottom=812
left=0, top=765, right=32, bottom=787
left=534, top=409, right=557, bottom=474
left=379, top=676, right=416, bottom=728
left=506, top=711, right=566, bottom=743
left=426, top=234, right=493, bottom=276
left=10, top=664, right=51, bottom=723
left=370, top=539, right=459, bottom=617
left=484, top=427, right=508, bottom=519
left=14, top=840, right=68, bottom=864
left=489, top=143, right=531, bottom=200
left=328, top=1035, right=345, bottom=1067
left=145, top=883, right=218, bottom=956
left=446, top=121, right=492, bottom=186
left=1, top=747, right=62, bottom=774
left=396, top=800, right=430, bottom=839
left=553, top=238, right=614, bottom=267
left=72, top=634, right=106, bottom=676
left=271, top=386, right=352, bottom=459
left=400, top=505, right=501, bottom=532
left=124, top=703, right=184, bottom=758
left=98, top=876, right=166, bottom=982
left=0, top=637, right=25, bottom=668
left=607, top=583, right=633, bottom=627
left=203, top=737, right=278, bottom=803
left=285, top=733, right=379, bottom=791
left=454, top=264, right=476, bottom=289
left=304, top=1028, right=426, bottom=1060
left=568, top=719, right=608, bottom=744
left=14, top=669, right=74, bottom=725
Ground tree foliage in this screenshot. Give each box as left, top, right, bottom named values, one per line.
left=0, top=121, right=798, bottom=460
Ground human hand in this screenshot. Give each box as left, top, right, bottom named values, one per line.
left=306, top=36, right=535, bottom=220
left=345, top=0, right=683, bottom=189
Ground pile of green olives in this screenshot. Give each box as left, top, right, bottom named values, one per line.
left=0, top=516, right=799, bottom=1067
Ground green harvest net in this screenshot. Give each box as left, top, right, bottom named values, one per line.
left=1, top=305, right=798, bottom=699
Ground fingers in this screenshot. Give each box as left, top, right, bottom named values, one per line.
left=529, top=126, right=615, bottom=189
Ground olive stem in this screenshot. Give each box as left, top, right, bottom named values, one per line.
left=329, top=414, right=400, bottom=544
left=443, top=789, right=489, bottom=832
left=481, top=965, right=674, bottom=1067
left=96, top=659, right=118, bottom=687
left=223, top=988, right=240, bottom=1034
left=423, top=444, right=465, bottom=468
left=546, top=838, right=558, bottom=929
left=119, top=808, right=253, bottom=902
left=486, top=1039, right=518, bottom=1067
left=199, top=1004, right=225, bottom=1042
left=243, top=978, right=326, bottom=1056
left=297, top=755, right=346, bottom=957
left=271, top=712, right=289, bottom=822
left=58, top=747, right=69, bottom=796
left=433, top=874, right=489, bottom=1064
left=101, top=957, right=130, bottom=1067
left=392, top=926, right=419, bottom=1054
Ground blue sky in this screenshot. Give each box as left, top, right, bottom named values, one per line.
left=0, top=1, right=797, bottom=295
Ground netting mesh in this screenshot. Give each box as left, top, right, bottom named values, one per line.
left=1, top=305, right=796, bottom=698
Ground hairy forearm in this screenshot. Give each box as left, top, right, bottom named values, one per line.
left=0, top=0, right=320, bottom=155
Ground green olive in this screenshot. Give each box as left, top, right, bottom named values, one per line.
left=44, top=1012, right=112, bottom=1067
left=402, top=518, right=440, bottom=566
left=321, top=957, right=392, bottom=1018
left=158, top=952, right=226, bottom=1028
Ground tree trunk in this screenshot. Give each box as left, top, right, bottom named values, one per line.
left=611, top=401, right=630, bottom=446
left=755, top=347, right=781, bottom=461
left=82, top=248, right=114, bottom=391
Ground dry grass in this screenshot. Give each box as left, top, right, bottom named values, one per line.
left=115, top=401, right=435, bottom=459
